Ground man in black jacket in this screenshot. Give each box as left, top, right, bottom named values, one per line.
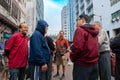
left=46, top=36, right=55, bottom=80
left=110, top=34, right=120, bottom=80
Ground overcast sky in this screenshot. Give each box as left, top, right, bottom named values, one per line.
left=44, top=0, right=67, bottom=35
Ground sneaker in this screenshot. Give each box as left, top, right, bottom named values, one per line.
left=53, top=73, right=59, bottom=77
left=60, top=74, right=65, bottom=80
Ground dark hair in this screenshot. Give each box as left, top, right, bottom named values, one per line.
left=59, top=30, right=64, bottom=34
left=79, top=14, right=90, bottom=23
left=18, top=22, right=25, bottom=28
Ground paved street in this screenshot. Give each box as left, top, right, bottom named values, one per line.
left=52, top=63, right=73, bottom=80
left=0, top=62, right=115, bottom=80
left=52, top=62, right=115, bottom=80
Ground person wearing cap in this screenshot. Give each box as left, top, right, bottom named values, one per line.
left=70, top=14, right=99, bottom=80
left=28, top=20, right=50, bottom=80
left=93, top=21, right=111, bottom=80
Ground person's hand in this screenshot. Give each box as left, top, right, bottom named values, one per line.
left=41, top=64, right=48, bottom=72
left=26, top=78, right=31, bottom=80
left=52, top=63, right=55, bottom=71
left=110, top=52, right=115, bottom=58
left=64, top=51, right=71, bottom=59
left=68, top=50, right=71, bottom=53
left=110, top=50, right=116, bottom=58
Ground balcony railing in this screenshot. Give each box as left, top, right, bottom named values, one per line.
left=80, top=0, right=84, bottom=3
left=76, top=0, right=78, bottom=3
left=86, top=0, right=91, bottom=5
left=0, top=0, right=21, bottom=22
left=11, top=1, right=21, bottom=22
left=81, top=11, right=85, bottom=15
left=88, top=9, right=93, bottom=16
left=86, top=1, right=93, bottom=9
left=80, top=3, right=84, bottom=11
left=0, top=0, right=11, bottom=13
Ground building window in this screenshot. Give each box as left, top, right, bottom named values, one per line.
left=87, top=7, right=92, bottom=13
left=11, top=1, right=20, bottom=20
left=86, top=0, right=90, bottom=5
left=110, top=0, right=120, bottom=6
left=76, top=0, right=78, bottom=3
left=80, top=0, right=83, bottom=3
left=80, top=4, right=84, bottom=11
left=18, top=0, right=21, bottom=3
left=5, top=0, right=11, bottom=4
left=111, top=10, right=120, bottom=19
left=0, top=0, right=11, bottom=12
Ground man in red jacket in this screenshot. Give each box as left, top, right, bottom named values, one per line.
left=70, top=14, right=99, bottom=80
left=5, top=22, right=28, bottom=80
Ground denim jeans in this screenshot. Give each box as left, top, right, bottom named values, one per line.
left=26, top=64, right=34, bottom=79
left=9, top=67, right=26, bottom=80
left=46, top=55, right=52, bottom=80
left=73, top=64, right=98, bottom=80
left=99, top=51, right=111, bottom=80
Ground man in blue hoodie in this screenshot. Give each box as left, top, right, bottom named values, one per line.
left=28, top=20, right=50, bottom=80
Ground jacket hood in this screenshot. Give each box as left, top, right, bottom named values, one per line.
left=36, top=20, right=49, bottom=35
left=81, top=24, right=99, bottom=37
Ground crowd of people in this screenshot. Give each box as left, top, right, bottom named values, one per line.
left=0, top=14, right=120, bottom=80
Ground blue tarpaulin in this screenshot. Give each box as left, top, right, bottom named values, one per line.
left=0, top=42, right=4, bottom=50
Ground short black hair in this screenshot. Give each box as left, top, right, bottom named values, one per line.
left=59, top=30, right=64, bottom=34
left=18, top=22, right=25, bottom=28
left=79, top=14, right=90, bottom=23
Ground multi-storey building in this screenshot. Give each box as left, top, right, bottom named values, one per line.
left=109, top=0, right=120, bottom=37
left=26, top=0, right=44, bottom=36
left=26, top=0, right=36, bottom=36
left=61, top=5, right=70, bottom=40
left=36, top=0, right=44, bottom=22
left=0, top=0, right=27, bottom=42
left=74, top=0, right=120, bottom=38
left=17, top=0, right=27, bottom=22
left=68, top=0, right=76, bottom=41
left=75, top=0, right=94, bottom=23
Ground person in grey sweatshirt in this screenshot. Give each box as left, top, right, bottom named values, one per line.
left=93, top=21, right=111, bottom=80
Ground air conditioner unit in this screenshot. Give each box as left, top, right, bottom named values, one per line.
left=116, top=16, right=120, bottom=20
left=111, top=18, right=115, bottom=22
left=112, top=18, right=117, bottom=22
